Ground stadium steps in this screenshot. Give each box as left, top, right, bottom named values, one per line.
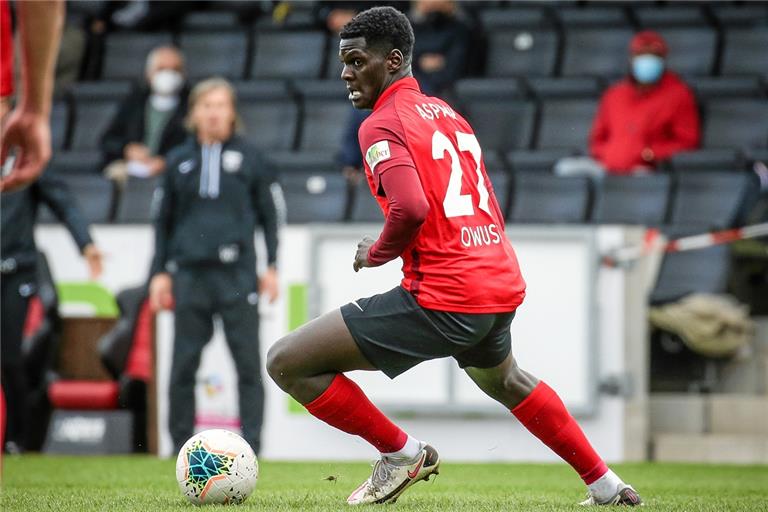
left=652, top=433, right=768, bottom=464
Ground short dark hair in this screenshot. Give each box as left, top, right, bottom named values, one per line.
left=339, top=6, right=414, bottom=64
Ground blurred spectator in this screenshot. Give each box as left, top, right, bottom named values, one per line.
left=588, top=31, right=700, bottom=175
left=148, top=78, right=280, bottom=455
left=556, top=31, right=700, bottom=178
left=102, top=46, right=188, bottom=184
left=338, top=108, right=369, bottom=189
left=1, top=171, right=103, bottom=453
left=411, top=0, right=470, bottom=95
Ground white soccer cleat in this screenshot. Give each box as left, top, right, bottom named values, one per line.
left=579, top=484, right=644, bottom=506
left=346, top=444, right=440, bottom=505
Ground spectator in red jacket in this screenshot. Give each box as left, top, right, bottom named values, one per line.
left=589, top=31, right=700, bottom=174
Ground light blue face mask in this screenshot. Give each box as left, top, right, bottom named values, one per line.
left=632, top=54, right=665, bottom=84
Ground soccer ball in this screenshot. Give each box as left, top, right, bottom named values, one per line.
left=176, top=429, right=259, bottom=505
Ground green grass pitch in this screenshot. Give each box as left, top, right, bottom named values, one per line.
left=2, top=456, right=767, bottom=511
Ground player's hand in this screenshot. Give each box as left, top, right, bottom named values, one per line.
left=149, top=272, right=174, bottom=312
left=353, top=236, right=375, bottom=272
left=0, top=109, right=52, bottom=192
left=259, top=266, right=279, bottom=304
left=82, top=243, right=104, bottom=280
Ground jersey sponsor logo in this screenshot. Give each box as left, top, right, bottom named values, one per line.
left=178, top=159, right=195, bottom=174
left=365, top=140, right=391, bottom=173
left=218, top=244, right=240, bottom=263
left=222, top=150, right=243, bottom=173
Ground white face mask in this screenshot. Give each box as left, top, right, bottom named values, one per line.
left=151, top=69, right=183, bottom=96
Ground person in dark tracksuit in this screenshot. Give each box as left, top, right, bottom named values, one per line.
left=1, top=171, right=103, bottom=453
left=148, top=78, right=280, bottom=455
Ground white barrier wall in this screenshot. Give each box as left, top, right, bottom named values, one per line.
left=36, top=224, right=649, bottom=462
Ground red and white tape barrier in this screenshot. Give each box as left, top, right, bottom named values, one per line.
left=602, top=222, right=768, bottom=267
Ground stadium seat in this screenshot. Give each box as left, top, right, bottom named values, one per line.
left=506, top=149, right=574, bottom=173
left=669, top=171, right=751, bottom=229
left=650, top=226, right=731, bottom=304
left=485, top=170, right=511, bottom=218
left=280, top=170, right=348, bottom=223
left=556, top=6, right=631, bottom=27
left=38, top=174, right=115, bottom=225
left=688, top=76, right=765, bottom=100
left=481, top=150, right=508, bottom=174
left=592, top=174, right=671, bottom=225
left=703, top=99, right=768, bottom=150
left=294, top=80, right=350, bottom=151
left=181, top=11, right=240, bottom=30
left=114, top=177, right=161, bottom=223
left=454, top=79, right=534, bottom=152
left=525, top=77, right=602, bottom=99
left=536, top=99, right=599, bottom=151
left=101, top=31, right=173, bottom=81
left=478, top=7, right=553, bottom=29
left=721, top=28, right=768, bottom=78
left=324, top=42, right=344, bottom=80
left=647, top=27, right=717, bottom=77
left=45, top=150, right=104, bottom=175
left=632, top=5, right=709, bottom=27
left=70, top=81, right=132, bottom=151
left=235, top=81, right=299, bottom=151
left=51, top=101, right=70, bottom=150
left=485, top=28, right=559, bottom=78
left=178, top=31, right=248, bottom=80
left=668, top=149, right=744, bottom=172
left=349, top=182, right=384, bottom=224
left=264, top=149, right=337, bottom=174
left=509, top=173, right=591, bottom=223
left=561, top=27, right=634, bottom=78
left=251, top=29, right=326, bottom=79
left=710, top=3, right=768, bottom=26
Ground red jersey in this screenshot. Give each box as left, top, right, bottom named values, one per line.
left=0, top=0, right=12, bottom=98
left=358, top=77, right=526, bottom=313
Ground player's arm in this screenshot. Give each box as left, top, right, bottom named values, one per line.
left=353, top=164, right=429, bottom=272
left=0, top=0, right=64, bottom=192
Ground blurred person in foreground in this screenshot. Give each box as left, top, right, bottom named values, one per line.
left=1, top=171, right=104, bottom=453
left=148, top=78, right=280, bottom=455
left=0, top=0, right=64, bottom=192
left=557, top=31, right=700, bottom=177
left=267, top=7, right=642, bottom=507
left=102, top=46, right=188, bottom=184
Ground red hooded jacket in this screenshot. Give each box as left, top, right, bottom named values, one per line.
left=589, top=71, right=700, bottom=173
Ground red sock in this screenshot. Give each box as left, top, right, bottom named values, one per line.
left=513, top=381, right=608, bottom=485
left=305, top=373, right=408, bottom=453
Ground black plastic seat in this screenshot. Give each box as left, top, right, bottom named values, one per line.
left=51, top=101, right=70, bottom=150
left=101, top=32, right=173, bottom=81
left=281, top=171, right=348, bottom=223
left=592, top=174, right=671, bottom=225
left=650, top=27, right=717, bottom=76
left=295, top=80, right=351, bottom=151
left=688, top=76, right=765, bottom=100
left=536, top=99, right=599, bottom=151
left=38, top=174, right=115, bottom=224
left=485, top=28, right=559, bottom=78
left=506, top=149, right=574, bottom=173
left=703, top=99, right=768, bottom=150
left=509, top=173, right=591, bottom=223
left=668, top=149, right=744, bottom=172
left=561, top=27, right=635, bottom=78
left=70, top=81, right=132, bottom=151
left=669, top=171, right=751, bottom=229
left=234, top=81, right=299, bottom=151
left=721, top=28, right=768, bottom=78
left=178, top=31, right=248, bottom=79
left=710, top=4, right=768, bottom=26
left=525, top=77, right=602, bottom=99
left=115, top=177, right=161, bottom=223
left=633, top=5, right=709, bottom=27
left=251, top=29, right=326, bottom=79
left=556, top=6, right=631, bottom=27
left=650, top=225, right=731, bottom=304
left=263, top=150, right=337, bottom=174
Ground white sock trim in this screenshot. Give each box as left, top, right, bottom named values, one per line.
left=381, top=435, right=422, bottom=461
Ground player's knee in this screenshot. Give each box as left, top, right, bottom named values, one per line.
left=266, top=339, right=294, bottom=389
left=501, top=365, right=536, bottom=401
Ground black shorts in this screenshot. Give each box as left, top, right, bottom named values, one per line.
left=340, top=286, right=515, bottom=379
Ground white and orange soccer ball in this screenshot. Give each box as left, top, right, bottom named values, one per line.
left=175, top=429, right=259, bottom=505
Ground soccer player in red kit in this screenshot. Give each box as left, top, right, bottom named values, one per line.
left=267, top=6, right=642, bottom=507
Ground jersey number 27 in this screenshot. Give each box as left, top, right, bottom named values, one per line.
left=431, top=130, right=491, bottom=218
